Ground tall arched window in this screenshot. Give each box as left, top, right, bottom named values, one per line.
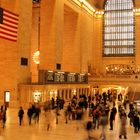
left=103, top=0, right=135, bottom=56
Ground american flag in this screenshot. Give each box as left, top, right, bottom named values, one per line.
left=0, top=7, right=19, bottom=42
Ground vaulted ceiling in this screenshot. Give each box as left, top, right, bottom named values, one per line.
left=87, top=0, right=140, bottom=9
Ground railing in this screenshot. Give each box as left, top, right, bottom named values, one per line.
left=89, top=73, right=132, bottom=78
left=88, top=73, right=140, bottom=83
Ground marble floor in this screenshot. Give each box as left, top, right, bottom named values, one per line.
left=0, top=108, right=139, bottom=140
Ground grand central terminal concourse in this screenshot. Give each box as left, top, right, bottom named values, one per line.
left=0, top=0, right=140, bottom=140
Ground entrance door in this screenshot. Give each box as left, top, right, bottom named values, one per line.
left=4, top=91, right=10, bottom=107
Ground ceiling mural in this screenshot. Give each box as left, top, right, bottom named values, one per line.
left=87, top=0, right=140, bottom=9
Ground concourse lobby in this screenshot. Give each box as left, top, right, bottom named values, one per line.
left=0, top=0, right=140, bottom=140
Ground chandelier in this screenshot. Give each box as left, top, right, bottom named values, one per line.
left=106, top=64, right=140, bottom=75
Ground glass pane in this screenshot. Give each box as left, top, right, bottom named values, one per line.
left=104, top=0, right=135, bottom=56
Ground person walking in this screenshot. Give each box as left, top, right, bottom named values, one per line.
left=133, top=112, right=139, bottom=133
left=109, top=108, right=114, bottom=130
left=128, top=109, right=134, bottom=126
left=112, top=105, right=117, bottom=121
left=1, top=104, right=7, bottom=128
left=18, top=106, right=24, bottom=126
left=34, top=105, right=41, bottom=124
left=100, top=111, right=108, bottom=140
left=27, top=106, right=33, bottom=125
left=67, top=103, right=72, bottom=120
left=119, top=109, right=127, bottom=139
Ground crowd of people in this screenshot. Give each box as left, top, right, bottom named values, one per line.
left=18, top=104, right=41, bottom=126
left=0, top=91, right=140, bottom=140
left=51, top=91, right=140, bottom=140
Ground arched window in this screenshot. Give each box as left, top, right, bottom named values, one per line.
left=103, top=0, right=135, bottom=56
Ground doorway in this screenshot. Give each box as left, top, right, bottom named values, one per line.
left=4, top=91, right=10, bottom=107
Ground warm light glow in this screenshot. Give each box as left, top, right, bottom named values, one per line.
left=70, top=72, right=76, bottom=74
left=58, top=71, right=65, bottom=73
left=32, top=50, right=40, bottom=64
left=88, top=73, right=91, bottom=75
left=72, top=89, right=76, bottom=95
left=5, top=91, right=10, bottom=102
left=70, top=0, right=105, bottom=16
left=133, top=8, right=140, bottom=12
left=48, top=70, right=53, bottom=72
left=71, top=0, right=96, bottom=16
left=105, top=64, right=140, bottom=75
left=33, top=90, right=41, bottom=103
left=72, top=0, right=81, bottom=7
left=95, top=11, right=104, bottom=15
left=83, top=0, right=95, bottom=12
left=133, top=8, right=140, bottom=15
left=80, top=73, right=85, bottom=75
left=50, top=90, right=57, bottom=95
left=79, top=0, right=85, bottom=2
left=82, top=4, right=93, bottom=15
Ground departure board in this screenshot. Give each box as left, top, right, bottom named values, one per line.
left=39, top=70, right=88, bottom=84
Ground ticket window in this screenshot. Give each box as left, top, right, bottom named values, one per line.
left=4, top=91, right=10, bottom=107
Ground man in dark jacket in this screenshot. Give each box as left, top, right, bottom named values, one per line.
left=109, top=108, right=115, bottom=130
left=27, top=106, right=33, bottom=125
left=133, top=112, right=139, bottom=133
left=18, top=106, right=24, bottom=126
